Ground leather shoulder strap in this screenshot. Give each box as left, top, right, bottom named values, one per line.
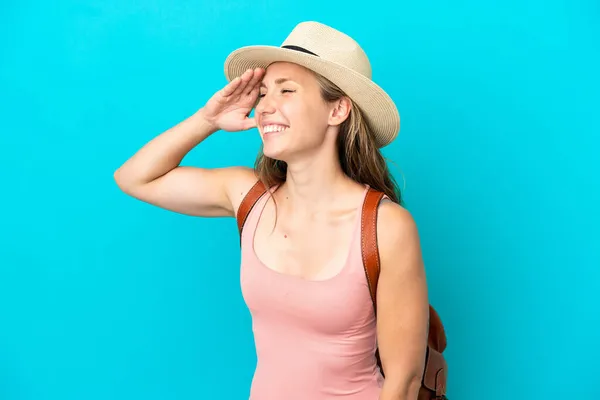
left=360, top=188, right=385, bottom=312
left=236, top=180, right=267, bottom=236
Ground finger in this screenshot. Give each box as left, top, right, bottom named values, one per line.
left=246, top=82, right=261, bottom=108
left=221, top=76, right=241, bottom=97
left=232, top=69, right=254, bottom=97
left=242, top=115, right=257, bottom=130
left=245, top=68, right=264, bottom=96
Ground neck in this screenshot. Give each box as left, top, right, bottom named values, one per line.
left=281, top=150, right=353, bottom=213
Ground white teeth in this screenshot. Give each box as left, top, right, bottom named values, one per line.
left=263, top=125, right=288, bottom=133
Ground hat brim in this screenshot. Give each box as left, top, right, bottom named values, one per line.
left=223, top=45, right=400, bottom=148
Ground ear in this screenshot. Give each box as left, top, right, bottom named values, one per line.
left=328, top=96, right=352, bottom=126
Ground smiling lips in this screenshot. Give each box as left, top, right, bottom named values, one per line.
left=262, top=124, right=289, bottom=134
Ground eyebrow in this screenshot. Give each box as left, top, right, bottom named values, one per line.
left=259, top=78, right=295, bottom=88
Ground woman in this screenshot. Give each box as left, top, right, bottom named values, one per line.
left=114, top=21, right=430, bottom=400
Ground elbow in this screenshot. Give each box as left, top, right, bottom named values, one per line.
left=113, top=167, right=135, bottom=194
left=406, top=376, right=423, bottom=400
left=390, top=379, right=422, bottom=400
left=113, top=167, right=126, bottom=189
left=380, top=371, right=423, bottom=400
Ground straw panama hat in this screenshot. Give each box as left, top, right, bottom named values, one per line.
left=223, top=21, right=400, bottom=148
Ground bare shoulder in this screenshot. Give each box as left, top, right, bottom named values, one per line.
left=376, top=200, right=424, bottom=275
left=377, top=200, right=420, bottom=246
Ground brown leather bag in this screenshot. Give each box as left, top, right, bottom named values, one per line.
left=236, top=181, right=448, bottom=399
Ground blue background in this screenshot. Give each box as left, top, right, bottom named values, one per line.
left=1, top=1, right=598, bottom=399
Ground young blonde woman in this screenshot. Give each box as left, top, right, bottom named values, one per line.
left=115, top=21, right=431, bottom=400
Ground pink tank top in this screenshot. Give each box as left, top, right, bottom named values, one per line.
left=240, top=186, right=384, bottom=400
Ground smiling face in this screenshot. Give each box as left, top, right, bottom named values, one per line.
left=254, top=62, right=343, bottom=162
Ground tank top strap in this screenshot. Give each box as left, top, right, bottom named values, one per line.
left=345, top=184, right=373, bottom=263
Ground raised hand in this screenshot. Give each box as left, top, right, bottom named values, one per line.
left=201, top=68, right=265, bottom=132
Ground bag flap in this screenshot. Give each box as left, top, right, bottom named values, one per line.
left=423, top=346, right=447, bottom=396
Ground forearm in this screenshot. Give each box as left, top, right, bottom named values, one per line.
left=114, top=109, right=217, bottom=188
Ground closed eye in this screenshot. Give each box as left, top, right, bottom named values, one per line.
left=258, top=89, right=295, bottom=98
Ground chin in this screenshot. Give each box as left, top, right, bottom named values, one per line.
left=261, top=132, right=292, bottom=161
left=260, top=130, right=321, bottom=163
left=262, top=144, right=289, bottom=162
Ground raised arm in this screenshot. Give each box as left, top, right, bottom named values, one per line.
left=113, top=68, right=265, bottom=217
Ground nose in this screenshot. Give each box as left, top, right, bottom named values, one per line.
left=254, top=92, right=276, bottom=116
